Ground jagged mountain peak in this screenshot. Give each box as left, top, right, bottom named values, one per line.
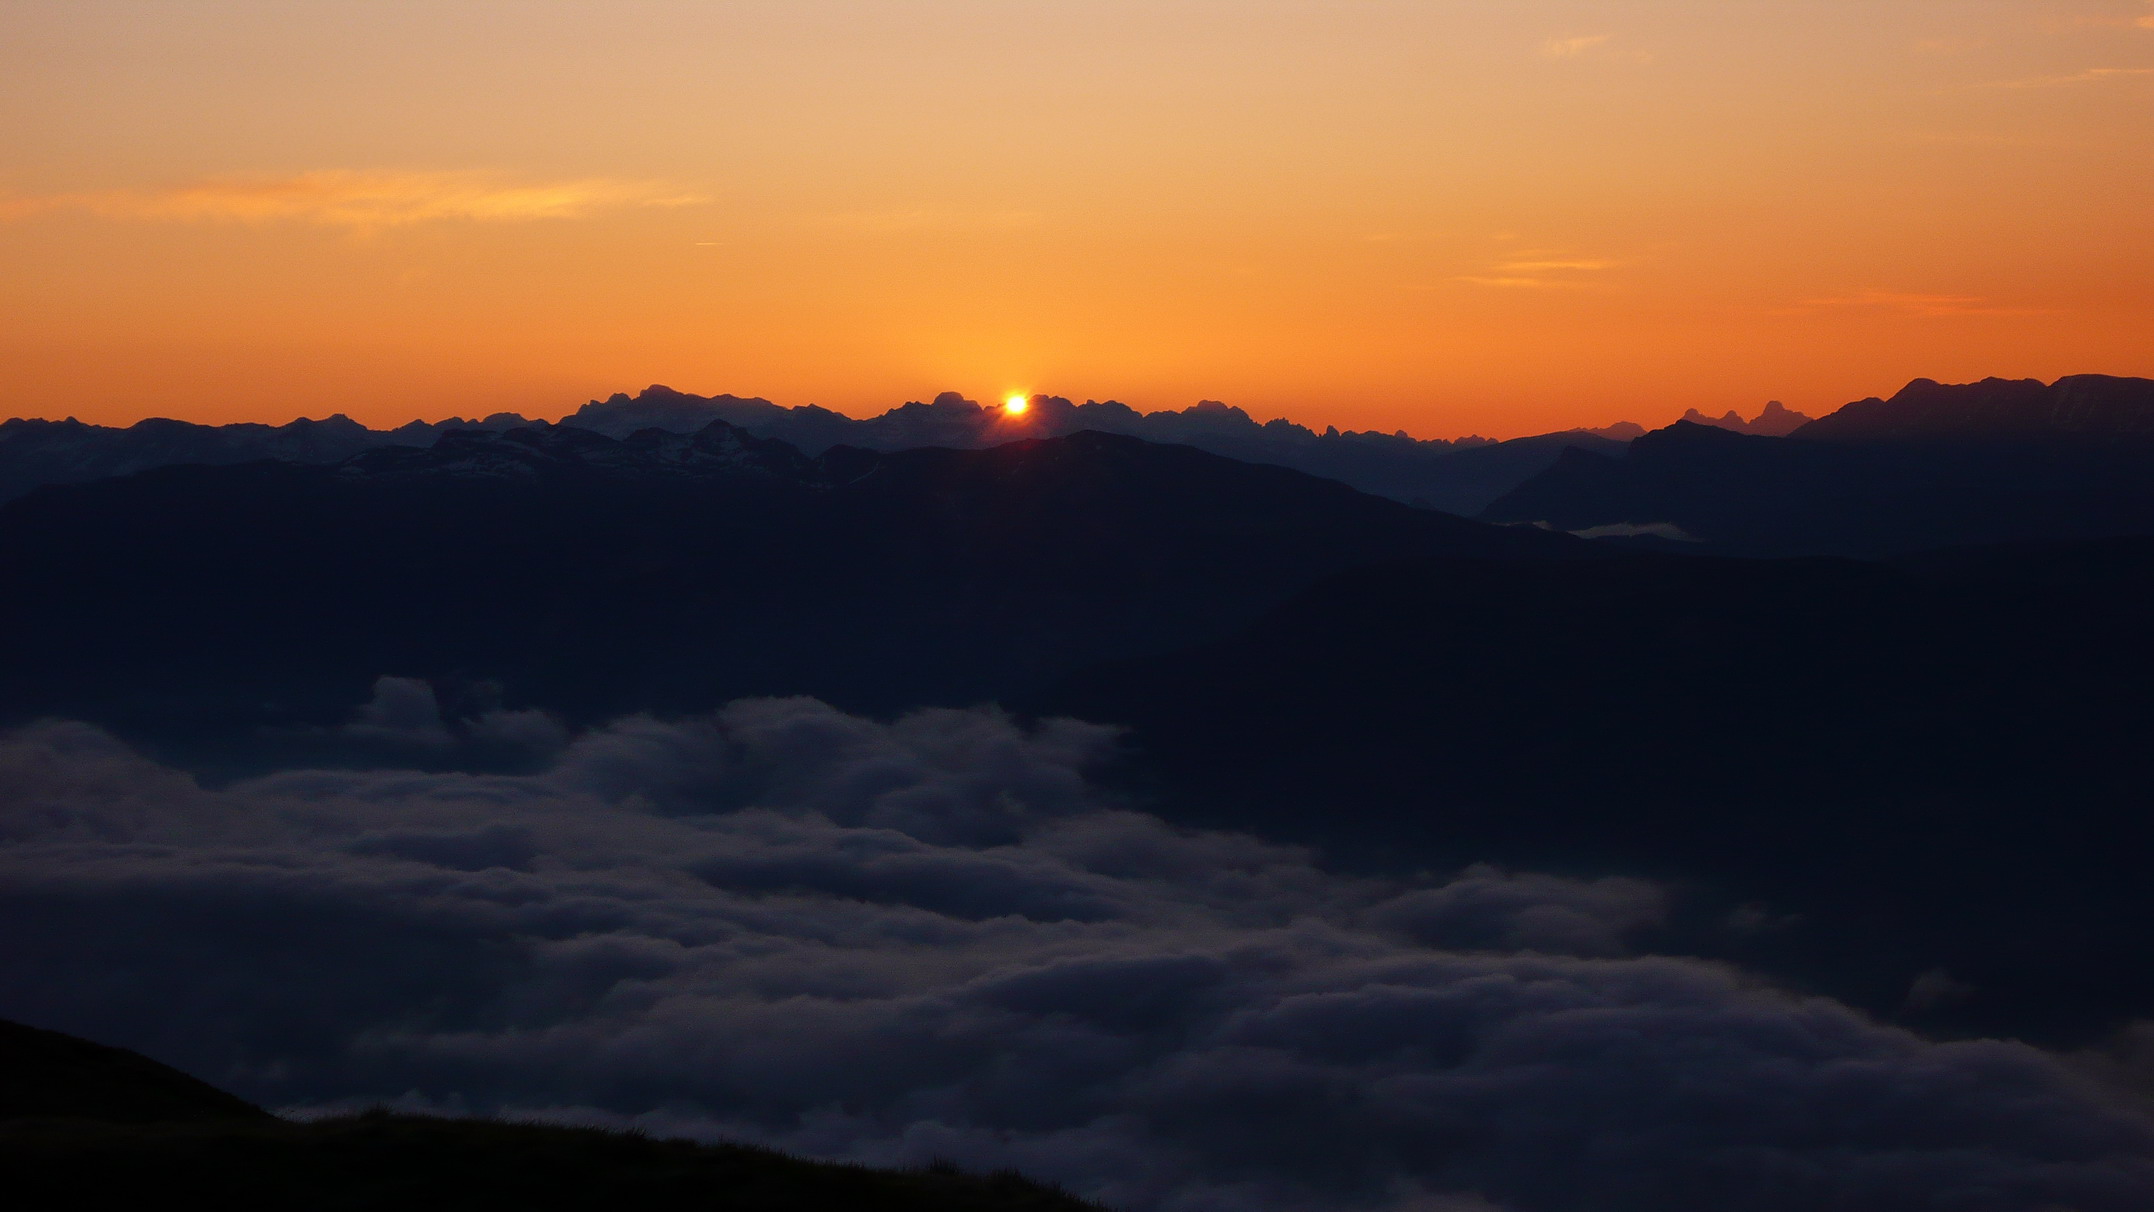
left=1796, top=373, right=2154, bottom=442
left=1675, top=400, right=1814, bottom=437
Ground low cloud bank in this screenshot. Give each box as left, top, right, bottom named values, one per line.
left=3, top=697, right=2151, bottom=1211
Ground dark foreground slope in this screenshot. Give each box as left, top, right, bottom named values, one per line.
left=0, top=421, right=1574, bottom=745
left=1485, top=375, right=2154, bottom=556
left=1038, top=539, right=2154, bottom=1042
left=0, top=1018, right=1093, bottom=1212
left=0, top=1017, right=270, bottom=1124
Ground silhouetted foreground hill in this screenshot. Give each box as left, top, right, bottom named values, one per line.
left=0, top=1018, right=269, bottom=1124
left=0, top=1018, right=1093, bottom=1211
left=1486, top=375, right=2154, bottom=555
left=0, top=421, right=1575, bottom=742
left=1038, top=538, right=2154, bottom=1042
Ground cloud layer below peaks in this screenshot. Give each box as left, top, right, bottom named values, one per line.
left=2, top=696, right=2151, bottom=1212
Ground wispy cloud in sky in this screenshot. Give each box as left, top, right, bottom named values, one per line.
left=1987, top=65, right=2154, bottom=88
left=1495, top=257, right=1619, bottom=273
left=817, top=208, right=1047, bottom=235
left=1542, top=34, right=1613, bottom=59
left=1790, top=290, right=2041, bottom=317
left=0, top=171, right=705, bottom=230
left=1457, top=251, right=1620, bottom=289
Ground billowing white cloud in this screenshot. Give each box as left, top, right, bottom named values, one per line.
left=2, top=698, right=2151, bottom=1212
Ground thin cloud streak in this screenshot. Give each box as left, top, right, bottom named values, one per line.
left=0, top=170, right=706, bottom=230
left=817, top=209, right=1048, bottom=234
left=1496, top=258, right=1619, bottom=272
left=1986, top=66, right=2154, bottom=88
left=1542, top=34, right=1613, bottom=58
left=1456, top=253, right=1620, bottom=289
left=1787, top=291, right=2044, bottom=317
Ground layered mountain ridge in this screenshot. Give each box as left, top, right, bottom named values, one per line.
left=1678, top=398, right=1812, bottom=435
left=0, top=387, right=1649, bottom=513
left=0, top=421, right=1576, bottom=740
left=1794, top=373, right=2154, bottom=442
left=1486, top=374, right=2154, bottom=555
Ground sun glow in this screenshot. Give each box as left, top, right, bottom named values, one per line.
left=1003, top=395, right=1030, bottom=415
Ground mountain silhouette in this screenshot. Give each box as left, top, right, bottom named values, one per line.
left=0, top=386, right=1640, bottom=514
left=0, top=1017, right=268, bottom=1124
left=1484, top=376, right=2154, bottom=556
left=0, top=412, right=529, bottom=504
left=564, top=386, right=1640, bottom=514
left=1795, top=373, right=2154, bottom=442
left=0, top=421, right=1577, bottom=745
left=1677, top=399, right=1812, bottom=436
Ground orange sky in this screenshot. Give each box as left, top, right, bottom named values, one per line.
left=2, top=0, right=2150, bottom=439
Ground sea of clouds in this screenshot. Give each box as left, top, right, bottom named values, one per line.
left=3, top=684, right=2152, bottom=1211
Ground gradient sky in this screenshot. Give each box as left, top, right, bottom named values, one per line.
left=2, top=0, right=2150, bottom=438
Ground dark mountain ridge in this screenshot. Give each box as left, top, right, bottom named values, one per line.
left=565, top=386, right=1647, bottom=513
left=1484, top=374, right=2154, bottom=556
left=0, top=411, right=530, bottom=504
left=1795, top=373, right=2154, bottom=442
left=1678, top=398, right=1811, bottom=435
left=0, top=386, right=1644, bottom=513
left=0, top=420, right=1577, bottom=746
left=340, top=416, right=830, bottom=484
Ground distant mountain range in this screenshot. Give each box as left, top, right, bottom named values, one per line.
left=7, top=377, right=2147, bottom=547
left=6, top=371, right=2154, bottom=1054
left=1485, top=375, right=2154, bottom=556
left=0, top=387, right=1649, bottom=514
left=1799, top=373, right=2154, bottom=442
left=0, top=421, right=1576, bottom=743
left=1676, top=398, right=1812, bottom=436
left=560, top=387, right=1654, bottom=513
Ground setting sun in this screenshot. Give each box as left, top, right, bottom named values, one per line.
left=1004, top=395, right=1030, bottom=415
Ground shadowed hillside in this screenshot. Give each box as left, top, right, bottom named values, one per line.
left=0, top=1018, right=270, bottom=1124
left=1037, top=538, right=2154, bottom=1042
left=0, top=421, right=1577, bottom=751
left=1485, top=376, right=2154, bottom=556
left=0, top=1018, right=1095, bottom=1211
